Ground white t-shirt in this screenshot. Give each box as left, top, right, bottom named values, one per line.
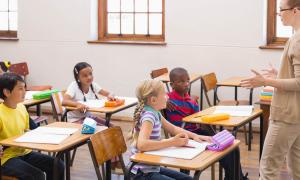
left=65, top=81, right=102, bottom=120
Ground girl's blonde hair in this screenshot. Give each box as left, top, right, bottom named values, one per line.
left=129, top=79, right=165, bottom=146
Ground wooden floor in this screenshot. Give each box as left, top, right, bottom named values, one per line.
left=40, top=117, right=290, bottom=180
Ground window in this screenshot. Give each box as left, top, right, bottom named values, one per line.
left=97, top=0, right=165, bottom=43
left=0, top=0, right=17, bottom=38
left=265, top=0, right=293, bottom=48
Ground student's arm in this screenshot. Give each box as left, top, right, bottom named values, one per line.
left=137, top=120, right=189, bottom=152
left=62, top=94, right=88, bottom=112
left=99, top=89, right=116, bottom=100
left=162, top=117, right=211, bottom=143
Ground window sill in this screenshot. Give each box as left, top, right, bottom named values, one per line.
left=259, top=44, right=284, bottom=50
left=0, top=37, right=19, bottom=41
left=87, top=40, right=167, bottom=45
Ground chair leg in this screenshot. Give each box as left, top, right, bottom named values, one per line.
left=70, top=148, right=77, bottom=166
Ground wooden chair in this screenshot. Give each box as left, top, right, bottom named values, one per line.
left=88, top=127, right=128, bottom=180
left=8, top=62, right=52, bottom=91
left=201, top=72, right=251, bottom=145
left=150, top=67, right=170, bottom=92
left=50, top=91, right=67, bottom=122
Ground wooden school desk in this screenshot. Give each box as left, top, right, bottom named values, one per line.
left=130, top=140, right=241, bottom=180
left=64, top=97, right=138, bottom=126
left=0, top=122, right=107, bottom=180
left=216, top=76, right=253, bottom=104
left=182, top=106, right=264, bottom=159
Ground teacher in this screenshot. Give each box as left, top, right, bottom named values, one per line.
left=241, top=0, right=300, bottom=179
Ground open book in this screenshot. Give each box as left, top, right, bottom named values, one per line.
left=15, top=127, right=79, bottom=144
left=144, top=140, right=210, bottom=160
left=213, top=106, right=253, bottom=117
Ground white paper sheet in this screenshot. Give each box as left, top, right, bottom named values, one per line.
left=78, top=97, right=137, bottom=109
left=33, top=127, right=78, bottom=135
left=25, top=91, right=41, bottom=100
left=144, top=140, right=209, bottom=160
left=213, top=106, right=253, bottom=117
left=14, top=127, right=79, bottom=144
left=15, top=131, right=69, bottom=144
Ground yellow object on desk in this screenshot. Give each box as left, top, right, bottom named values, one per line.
left=104, top=99, right=125, bottom=107
left=201, top=113, right=230, bottom=122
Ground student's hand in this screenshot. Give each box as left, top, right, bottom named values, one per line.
left=193, top=135, right=212, bottom=143
left=171, top=133, right=189, bottom=147
left=0, top=145, right=3, bottom=157
left=107, top=93, right=116, bottom=101
left=76, top=103, right=89, bottom=113
left=240, top=69, right=266, bottom=89
left=262, top=63, right=278, bottom=79
left=166, top=100, right=176, bottom=111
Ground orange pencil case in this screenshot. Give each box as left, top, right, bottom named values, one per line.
left=104, top=99, right=125, bottom=107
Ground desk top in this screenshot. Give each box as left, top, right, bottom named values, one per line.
left=130, top=140, right=240, bottom=171
left=217, top=76, right=247, bottom=87
left=183, top=106, right=263, bottom=127
left=64, top=97, right=138, bottom=114
left=154, top=73, right=202, bottom=83
left=0, top=122, right=107, bottom=152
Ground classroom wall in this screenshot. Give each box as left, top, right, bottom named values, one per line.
left=0, top=0, right=283, bottom=117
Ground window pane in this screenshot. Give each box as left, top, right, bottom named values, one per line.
left=149, top=0, right=162, bottom=12
left=107, top=0, right=120, bottom=12
left=149, top=13, right=161, bottom=35
left=135, top=13, right=147, bottom=34
left=9, top=0, right=17, bottom=11
left=0, top=0, right=8, bottom=11
left=9, top=11, right=17, bottom=30
left=121, top=13, right=133, bottom=34
left=0, top=12, right=8, bottom=30
left=121, top=0, right=133, bottom=12
left=107, top=13, right=120, bottom=34
left=135, top=0, right=147, bottom=12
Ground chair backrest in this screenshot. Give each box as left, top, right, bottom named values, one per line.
left=88, top=127, right=128, bottom=180
left=8, top=62, right=29, bottom=77
left=50, top=91, right=65, bottom=121
left=150, top=67, right=168, bottom=79
left=201, top=73, right=218, bottom=107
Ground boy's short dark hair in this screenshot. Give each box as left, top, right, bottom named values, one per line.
left=0, top=72, right=25, bottom=99
left=169, top=67, right=188, bottom=82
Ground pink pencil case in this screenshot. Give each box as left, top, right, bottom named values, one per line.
left=207, top=130, right=235, bottom=151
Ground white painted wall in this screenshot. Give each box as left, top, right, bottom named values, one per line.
left=0, top=0, right=284, bottom=117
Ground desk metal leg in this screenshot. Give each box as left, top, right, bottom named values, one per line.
left=260, top=114, right=264, bottom=160
left=37, top=104, right=41, bottom=116
left=234, top=87, right=238, bottom=101
left=193, top=170, right=202, bottom=180
left=105, top=113, right=112, bottom=127
left=106, top=160, right=111, bottom=180
left=53, top=152, right=64, bottom=180
left=65, top=151, right=71, bottom=180
left=248, top=122, right=252, bottom=151
left=232, top=127, right=238, bottom=137
left=233, top=147, right=241, bottom=180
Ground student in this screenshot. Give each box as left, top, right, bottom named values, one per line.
left=0, top=72, right=64, bottom=180
left=130, top=79, right=211, bottom=180
left=62, top=62, right=116, bottom=120
left=165, top=67, right=248, bottom=180
left=241, top=0, right=300, bottom=179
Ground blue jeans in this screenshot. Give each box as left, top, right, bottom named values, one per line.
left=1, top=151, right=64, bottom=180
left=133, top=167, right=192, bottom=180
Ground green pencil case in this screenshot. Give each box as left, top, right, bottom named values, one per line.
left=32, top=89, right=59, bottom=100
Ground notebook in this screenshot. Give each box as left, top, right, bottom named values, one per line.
left=14, top=127, right=79, bottom=144
left=144, top=140, right=209, bottom=160
left=213, top=106, right=253, bottom=117
left=25, top=91, right=41, bottom=100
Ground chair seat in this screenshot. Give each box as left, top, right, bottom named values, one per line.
left=31, top=116, right=48, bottom=124
left=26, top=85, right=52, bottom=91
